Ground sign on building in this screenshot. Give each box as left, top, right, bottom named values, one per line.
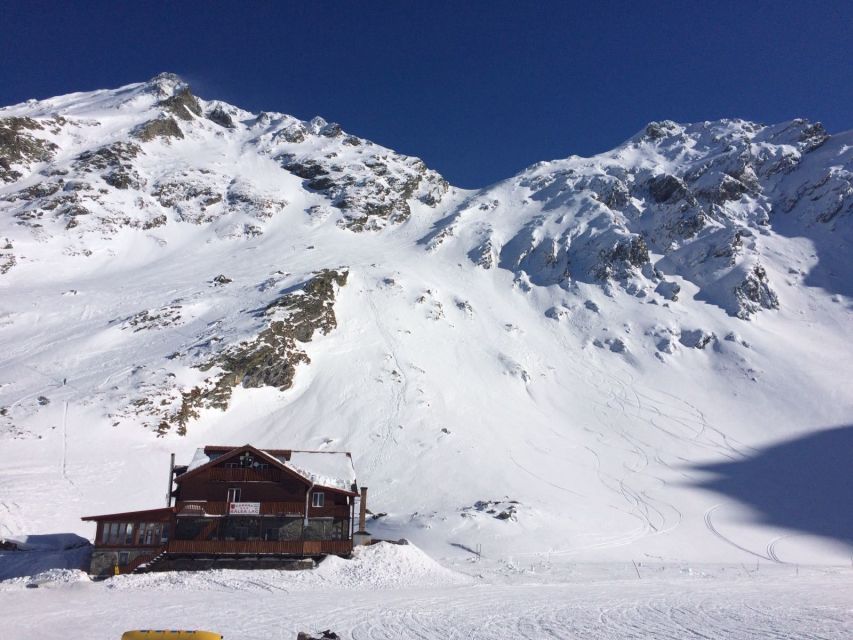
left=228, top=502, right=260, bottom=515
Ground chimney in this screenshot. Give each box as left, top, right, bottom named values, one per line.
left=166, top=453, right=175, bottom=507
left=358, top=486, right=368, bottom=533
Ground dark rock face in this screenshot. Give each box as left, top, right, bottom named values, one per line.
left=734, top=264, right=779, bottom=319
left=133, top=117, right=184, bottom=142
left=207, top=105, right=235, bottom=129
left=461, top=498, right=520, bottom=522
left=160, top=87, right=202, bottom=121
left=319, top=122, right=342, bottom=138
left=648, top=174, right=689, bottom=204
left=280, top=157, right=328, bottom=180
left=279, top=150, right=447, bottom=231
left=0, top=238, right=14, bottom=274
left=596, top=236, right=650, bottom=280
left=644, top=120, right=680, bottom=140
left=796, top=120, right=829, bottom=152
left=153, top=179, right=220, bottom=209
left=275, top=123, right=307, bottom=143
left=612, top=236, right=649, bottom=267
left=0, top=117, right=59, bottom=182
left=151, top=269, right=348, bottom=435
left=74, top=142, right=144, bottom=190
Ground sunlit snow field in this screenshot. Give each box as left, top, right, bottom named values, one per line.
left=1, top=77, right=852, bottom=638
left=2, top=543, right=852, bottom=639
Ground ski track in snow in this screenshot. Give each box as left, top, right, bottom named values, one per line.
left=704, top=504, right=776, bottom=563
left=2, top=573, right=851, bottom=639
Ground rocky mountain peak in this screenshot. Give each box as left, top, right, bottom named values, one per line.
left=144, top=72, right=191, bottom=99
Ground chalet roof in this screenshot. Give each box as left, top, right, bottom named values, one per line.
left=82, top=507, right=175, bottom=522
left=286, top=450, right=358, bottom=493
left=184, top=445, right=358, bottom=494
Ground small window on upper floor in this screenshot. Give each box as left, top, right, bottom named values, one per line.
left=312, top=491, right=325, bottom=508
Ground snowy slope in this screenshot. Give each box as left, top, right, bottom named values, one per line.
left=0, top=74, right=851, bottom=569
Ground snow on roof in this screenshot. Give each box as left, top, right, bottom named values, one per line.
left=285, top=450, right=357, bottom=493
left=187, top=447, right=212, bottom=472
left=184, top=447, right=357, bottom=492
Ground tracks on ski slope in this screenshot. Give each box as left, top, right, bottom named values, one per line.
left=703, top=504, right=778, bottom=563
left=8, top=579, right=852, bottom=640
left=60, top=400, right=75, bottom=488
left=362, top=284, right=406, bottom=479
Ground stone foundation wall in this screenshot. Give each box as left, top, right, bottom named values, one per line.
left=89, top=547, right=154, bottom=577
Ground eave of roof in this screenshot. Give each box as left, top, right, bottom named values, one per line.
left=81, top=507, right=175, bottom=522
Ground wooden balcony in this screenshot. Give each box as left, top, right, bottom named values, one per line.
left=166, top=539, right=352, bottom=556
left=207, top=467, right=283, bottom=482
left=175, top=501, right=350, bottom=518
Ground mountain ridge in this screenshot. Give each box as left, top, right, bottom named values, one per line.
left=0, top=74, right=850, bottom=566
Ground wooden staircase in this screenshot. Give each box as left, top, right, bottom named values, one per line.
left=126, top=545, right=169, bottom=574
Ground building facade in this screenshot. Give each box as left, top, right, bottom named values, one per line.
left=82, top=444, right=366, bottom=576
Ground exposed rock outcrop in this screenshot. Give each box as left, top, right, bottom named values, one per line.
left=121, top=269, right=349, bottom=435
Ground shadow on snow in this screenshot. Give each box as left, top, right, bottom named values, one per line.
left=690, top=424, right=853, bottom=545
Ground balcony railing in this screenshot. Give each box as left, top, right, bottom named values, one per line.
left=166, top=539, right=352, bottom=556
left=175, top=501, right=350, bottom=519
left=207, top=467, right=283, bottom=482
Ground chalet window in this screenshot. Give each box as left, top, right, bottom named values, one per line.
left=143, top=523, right=159, bottom=545
left=225, top=462, right=239, bottom=469
left=107, top=522, right=121, bottom=544
left=101, top=524, right=109, bottom=544
left=312, top=491, right=325, bottom=508
left=118, top=552, right=129, bottom=565
left=227, top=487, right=241, bottom=503
left=124, top=523, right=135, bottom=545
left=160, top=524, right=169, bottom=543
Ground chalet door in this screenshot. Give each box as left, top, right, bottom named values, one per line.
left=227, top=487, right=241, bottom=503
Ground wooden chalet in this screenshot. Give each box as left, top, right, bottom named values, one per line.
left=82, top=444, right=371, bottom=576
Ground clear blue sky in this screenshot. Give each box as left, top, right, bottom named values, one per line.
left=2, top=1, right=851, bottom=188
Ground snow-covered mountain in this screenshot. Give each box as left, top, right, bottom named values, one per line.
left=1, top=74, right=851, bottom=566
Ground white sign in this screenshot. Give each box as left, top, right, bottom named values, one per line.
left=229, top=502, right=260, bottom=515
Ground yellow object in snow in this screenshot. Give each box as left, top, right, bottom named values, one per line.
left=121, top=632, right=223, bottom=640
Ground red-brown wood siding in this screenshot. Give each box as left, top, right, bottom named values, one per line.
left=167, top=539, right=352, bottom=555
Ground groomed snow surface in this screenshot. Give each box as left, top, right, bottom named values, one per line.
left=1, top=542, right=851, bottom=639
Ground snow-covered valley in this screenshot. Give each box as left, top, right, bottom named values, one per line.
left=0, top=73, right=851, bottom=637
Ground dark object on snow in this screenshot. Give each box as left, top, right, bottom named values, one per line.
left=211, top=274, right=232, bottom=285
left=297, top=631, right=340, bottom=640
left=25, top=583, right=38, bottom=589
